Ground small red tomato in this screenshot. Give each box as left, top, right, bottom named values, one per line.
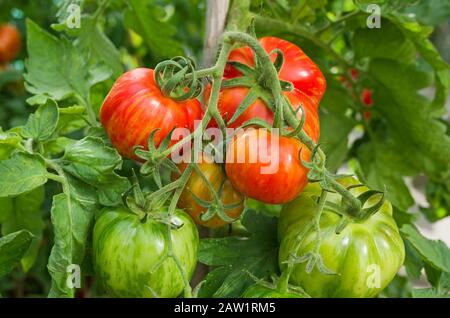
left=224, top=37, right=326, bottom=104
left=361, top=88, right=373, bottom=107
left=205, top=86, right=320, bottom=142
left=100, top=68, right=203, bottom=160
left=350, top=68, right=359, bottom=81
left=225, top=128, right=310, bottom=204
left=0, top=24, right=21, bottom=64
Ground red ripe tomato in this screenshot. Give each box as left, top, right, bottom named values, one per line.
left=225, top=128, right=310, bottom=204
left=0, top=24, right=21, bottom=64
left=224, top=37, right=326, bottom=104
left=361, top=88, right=373, bottom=107
left=100, top=68, right=203, bottom=160
left=205, top=86, right=320, bottom=142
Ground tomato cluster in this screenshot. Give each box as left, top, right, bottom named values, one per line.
left=96, top=36, right=402, bottom=298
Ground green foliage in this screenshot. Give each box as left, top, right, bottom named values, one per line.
left=0, top=0, right=449, bottom=298
left=198, top=210, right=279, bottom=297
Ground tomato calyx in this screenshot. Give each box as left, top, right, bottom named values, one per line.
left=154, top=56, right=203, bottom=101
left=182, top=164, right=244, bottom=224
left=122, top=172, right=184, bottom=229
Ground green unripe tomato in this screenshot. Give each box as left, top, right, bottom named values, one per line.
left=278, top=177, right=405, bottom=298
left=242, top=284, right=306, bottom=298
left=93, top=207, right=199, bottom=298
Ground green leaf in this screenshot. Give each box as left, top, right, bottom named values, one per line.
left=320, top=84, right=357, bottom=171
left=0, top=152, right=48, bottom=198
left=0, top=230, right=33, bottom=277
left=61, top=137, right=130, bottom=206
left=404, top=240, right=424, bottom=280
left=400, top=224, right=450, bottom=273
left=412, top=288, right=450, bottom=298
left=198, top=210, right=279, bottom=297
left=22, top=99, right=59, bottom=141
left=358, top=138, right=415, bottom=210
left=47, top=176, right=97, bottom=298
left=124, top=0, right=184, bottom=60
left=353, top=20, right=416, bottom=62
left=24, top=19, right=89, bottom=102
left=57, top=105, right=88, bottom=135
left=0, top=129, right=22, bottom=160
left=369, top=59, right=450, bottom=175
left=0, top=186, right=45, bottom=271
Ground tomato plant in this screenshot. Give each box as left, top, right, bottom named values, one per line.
left=0, top=0, right=449, bottom=301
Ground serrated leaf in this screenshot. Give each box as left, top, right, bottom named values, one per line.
left=60, top=137, right=130, bottom=206
left=0, top=186, right=45, bottom=272
left=353, top=20, right=416, bottom=62
left=369, top=59, right=450, bottom=175
left=124, top=0, right=183, bottom=60
left=0, top=230, right=33, bottom=277
left=0, top=152, right=48, bottom=198
left=47, top=176, right=97, bottom=298
left=401, top=224, right=450, bottom=273
left=22, top=99, right=59, bottom=141
left=24, top=19, right=89, bottom=102
left=198, top=210, right=279, bottom=297
left=0, top=129, right=22, bottom=160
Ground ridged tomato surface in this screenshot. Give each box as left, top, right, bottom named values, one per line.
left=205, top=86, right=320, bottom=142
left=224, top=37, right=326, bottom=104
left=225, top=128, right=310, bottom=204
left=100, top=68, right=203, bottom=160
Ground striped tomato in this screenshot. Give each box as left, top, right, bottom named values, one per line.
left=224, top=37, right=326, bottom=104
left=100, top=68, right=203, bottom=160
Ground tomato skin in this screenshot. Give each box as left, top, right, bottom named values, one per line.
left=100, top=68, right=203, bottom=160
left=278, top=177, right=405, bottom=298
left=225, top=128, right=310, bottom=204
left=93, top=207, right=199, bottom=298
left=224, top=37, right=326, bottom=104
left=175, top=154, right=244, bottom=228
left=0, top=24, right=21, bottom=64
left=242, top=284, right=305, bottom=298
left=205, top=86, right=320, bottom=142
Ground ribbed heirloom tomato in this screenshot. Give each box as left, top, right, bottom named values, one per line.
left=93, top=207, right=198, bottom=298
left=100, top=68, right=203, bottom=160
left=224, top=37, right=326, bottom=104
left=0, top=24, right=21, bottom=65
left=278, top=178, right=405, bottom=298
left=205, top=86, right=320, bottom=142
left=175, top=153, right=244, bottom=228
left=225, top=128, right=310, bottom=204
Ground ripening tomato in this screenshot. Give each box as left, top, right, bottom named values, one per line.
left=205, top=86, right=320, bottom=142
left=100, top=68, right=203, bottom=160
left=361, top=88, right=373, bottom=106
left=225, top=128, right=310, bottom=204
left=224, top=37, right=326, bottom=104
left=278, top=177, right=405, bottom=298
left=93, top=206, right=199, bottom=298
left=174, top=153, right=244, bottom=228
left=0, top=24, right=21, bottom=64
